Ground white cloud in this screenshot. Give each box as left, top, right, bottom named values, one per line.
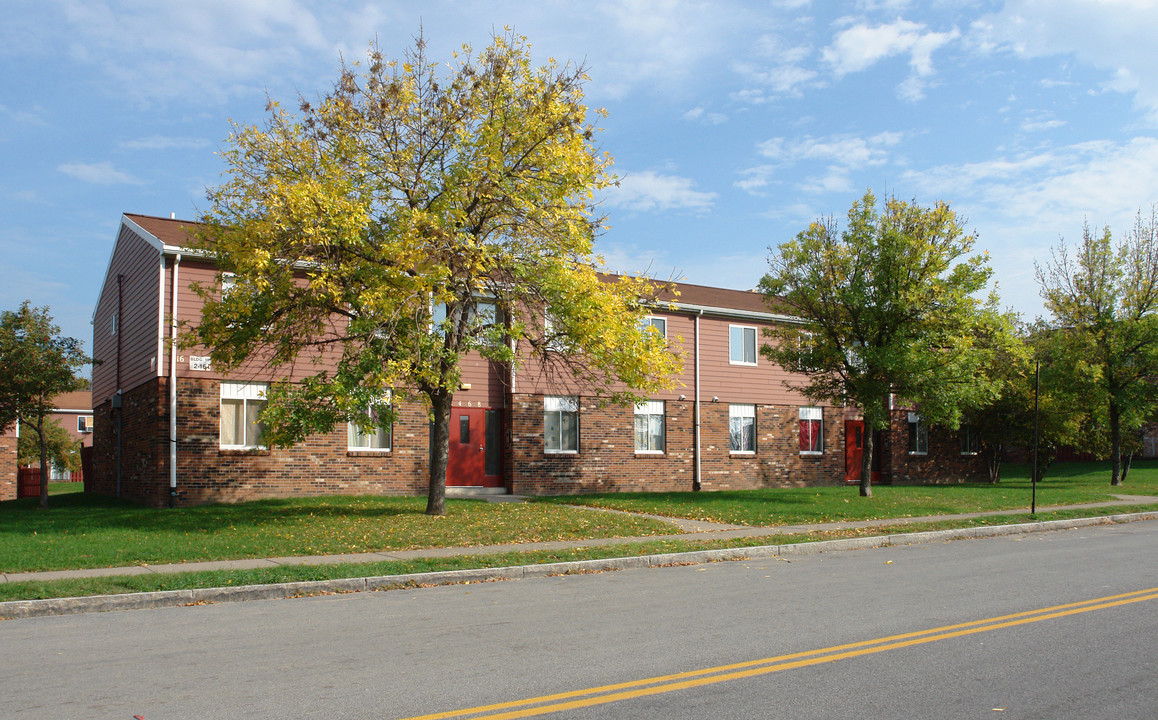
left=606, top=171, right=717, bottom=212
left=119, top=135, right=212, bottom=151
left=822, top=19, right=959, bottom=100
left=740, top=132, right=904, bottom=193
left=973, top=0, right=1158, bottom=123
left=58, top=161, right=141, bottom=185
left=683, top=107, right=728, bottom=125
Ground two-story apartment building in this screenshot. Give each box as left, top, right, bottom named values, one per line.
left=88, top=213, right=985, bottom=507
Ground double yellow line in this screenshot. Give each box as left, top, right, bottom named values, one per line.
left=403, top=586, right=1158, bottom=720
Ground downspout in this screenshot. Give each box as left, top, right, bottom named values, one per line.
left=115, top=274, right=123, bottom=498
left=169, top=254, right=181, bottom=508
left=693, top=309, right=702, bottom=491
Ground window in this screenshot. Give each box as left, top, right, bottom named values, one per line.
left=77, top=415, right=94, bottom=433
left=729, top=404, right=756, bottom=453
left=799, top=407, right=823, bottom=454
left=348, top=396, right=391, bottom=451
left=220, top=381, right=268, bottom=449
left=640, top=316, right=667, bottom=339
left=543, top=312, right=570, bottom=352
left=544, top=396, right=579, bottom=453
left=634, top=401, right=665, bottom=453
left=110, top=311, right=118, bottom=336
left=908, top=412, right=928, bottom=455
left=221, top=272, right=236, bottom=295
left=729, top=325, right=757, bottom=365
left=960, top=425, right=979, bottom=455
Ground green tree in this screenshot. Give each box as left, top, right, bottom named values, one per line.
left=18, top=418, right=82, bottom=475
left=0, top=302, right=89, bottom=508
left=190, top=33, right=679, bottom=515
left=760, top=190, right=1003, bottom=497
left=1036, top=208, right=1158, bottom=486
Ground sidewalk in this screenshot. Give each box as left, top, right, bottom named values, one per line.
left=5, top=495, right=1157, bottom=585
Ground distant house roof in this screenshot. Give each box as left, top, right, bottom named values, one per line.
left=53, top=391, right=92, bottom=413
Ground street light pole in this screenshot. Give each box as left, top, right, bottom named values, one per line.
left=1032, top=358, right=1039, bottom=515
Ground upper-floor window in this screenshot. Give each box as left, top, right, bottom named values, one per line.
left=221, top=381, right=267, bottom=449
left=78, top=415, right=94, bottom=433
left=640, top=316, right=667, bottom=339
left=729, top=325, right=757, bottom=365
left=110, top=311, right=118, bottom=336
left=634, top=400, right=666, bottom=453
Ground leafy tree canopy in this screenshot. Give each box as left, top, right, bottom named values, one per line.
left=190, top=32, right=680, bottom=514
left=760, top=190, right=1005, bottom=496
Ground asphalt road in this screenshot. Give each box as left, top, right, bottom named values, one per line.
left=3, top=521, right=1157, bottom=719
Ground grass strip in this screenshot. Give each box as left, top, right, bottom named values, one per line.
left=3, top=505, right=1152, bottom=605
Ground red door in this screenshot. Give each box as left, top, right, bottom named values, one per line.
left=845, top=420, right=864, bottom=483
left=446, top=408, right=504, bottom=487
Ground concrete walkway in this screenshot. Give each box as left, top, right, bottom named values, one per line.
left=5, top=495, right=1157, bottom=585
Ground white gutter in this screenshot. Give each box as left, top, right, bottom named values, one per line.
left=169, top=253, right=181, bottom=506
left=666, top=301, right=805, bottom=325
left=694, top=309, right=702, bottom=491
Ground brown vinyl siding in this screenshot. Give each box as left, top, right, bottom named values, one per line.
left=91, top=223, right=163, bottom=403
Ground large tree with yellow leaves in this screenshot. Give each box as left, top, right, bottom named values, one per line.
left=191, top=33, right=679, bottom=514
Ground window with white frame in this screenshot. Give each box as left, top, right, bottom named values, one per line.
left=544, top=396, right=579, bottom=453
left=729, top=325, right=757, bottom=365
left=110, top=311, right=118, bottom=336
left=960, top=425, right=979, bottom=455
left=221, top=272, right=236, bottom=295
left=220, top=381, right=268, bottom=449
left=348, top=395, right=392, bottom=451
left=799, top=407, right=823, bottom=454
left=543, top=312, right=571, bottom=352
left=634, top=400, right=666, bottom=453
left=729, top=404, right=756, bottom=453
left=908, top=412, right=928, bottom=455
left=640, top=316, right=667, bottom=339
left=77, top=415, right=94, bottom=433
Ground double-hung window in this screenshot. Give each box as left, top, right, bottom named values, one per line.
left=959, top=425, right=979, bottom=455
left=221, top=381, right=267, bottom=449
left=908, top=412, right=928, bottom=455
left=729, top=325, right=757, bottom=365
left=78, top=415, right=94, bottom=433
left=544, top=396, right=579, bottom=453
left=634, top=401, right=665, bottom=453
left=799, top=407, right=823, bottom=454
left=348, top=395, right=392, bottom=451
left=729, top=404, right=756, bottom=453
left=640, top=316, right=667, bottom=339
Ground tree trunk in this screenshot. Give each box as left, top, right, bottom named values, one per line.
left=1109, top=401, right=1122, bottom=486
left=1122, top=452, right=1133, bottom=485
left=425, top=389, right=453, bottom=516
left=859, top=427, right=873, bottom=498
left=37, top=417, right=49, bottom=510
left=986, top=443, right=1002, bottom=483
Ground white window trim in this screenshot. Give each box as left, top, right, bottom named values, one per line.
left=634, top=400, right=666, bottom=454
left=729, top=403, right=756, bottom=455
left=641, top=316, right=667, bottom=340
left=908, top=412, right=929, bottom=456
left=78, top=415, right=94, bottom=433
left=799, top=406, right=824, bottom=455
left=544, top=395, right=579, bottom=454
left=959, top=425, right=979, bottom=456
left=348, top=394, right=392, bottom=452
left=729, top=324, right=758, bottom=366
left=220, top=381, right=268, bottom=450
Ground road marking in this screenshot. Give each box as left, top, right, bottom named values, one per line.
left=401, top=586, right=1158, bottom=720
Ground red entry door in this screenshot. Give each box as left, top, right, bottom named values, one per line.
left=446, top=408, right=504, bottom=488
left=845, top=420, right=864, bottom=483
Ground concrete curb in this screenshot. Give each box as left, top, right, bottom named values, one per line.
left=4, top=511, right=1157, bottom=620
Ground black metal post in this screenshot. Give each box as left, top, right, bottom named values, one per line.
left=1032, top=358, right=1039, bottom=515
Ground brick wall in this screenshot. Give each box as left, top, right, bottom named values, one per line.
left=93, top=377, right=432, bottom=507
left=883, top=408, right=988, bottom=484
left=0, top=434, right=16, bottom=502
left=508, top=394, right=846, bottom=495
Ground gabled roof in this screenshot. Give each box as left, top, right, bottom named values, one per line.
left=123, top=213, right=203, bottom=249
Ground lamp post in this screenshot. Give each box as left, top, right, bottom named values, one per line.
left=1031, top=358, right=1039, bottom=515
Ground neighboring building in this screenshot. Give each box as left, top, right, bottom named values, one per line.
left=89, top=213, right=985, bottom=507
left=0, top=426, right=16, bottom=502
left=0, top=391, right=93, bottom=500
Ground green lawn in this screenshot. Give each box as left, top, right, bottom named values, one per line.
left=537, top=461, right=1158, bottom=526
left=0, top=494, right=677, bottom=573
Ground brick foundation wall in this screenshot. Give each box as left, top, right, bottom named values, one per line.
left=0, top=434, right=17, bottom=502
left=91, top=380, right=169, bottom=506
left=884, top=409, right=988, bottom=484
left=508, top=394, right=846, bottom=495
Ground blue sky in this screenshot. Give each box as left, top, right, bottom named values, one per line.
left=3, top=0, right=1158, bottom=356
